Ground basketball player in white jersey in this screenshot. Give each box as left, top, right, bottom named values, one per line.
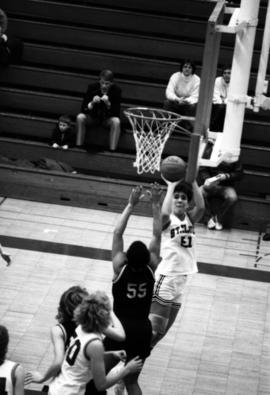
left=149, top=179, right=204, bottom=346
left=0, top=325, right=25, bottom=395
left=49, top=291, right=142, bottom=395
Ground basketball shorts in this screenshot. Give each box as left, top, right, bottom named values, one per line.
left=152, top=274, right=189, bottom=307
left=104, top=318, right=152, bottom=361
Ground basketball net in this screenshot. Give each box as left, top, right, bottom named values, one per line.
left=124, top=107, right=182, bottom=174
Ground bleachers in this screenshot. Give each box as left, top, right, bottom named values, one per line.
left=0, top=0, right=269, bottom=230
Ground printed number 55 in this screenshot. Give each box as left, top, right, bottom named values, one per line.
left=127, top=283, right=147, bottom=298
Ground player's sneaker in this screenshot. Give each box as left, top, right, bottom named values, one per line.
left=215, top=219, right=223, bottom=231
left=207, top=217, right=216, bottom=230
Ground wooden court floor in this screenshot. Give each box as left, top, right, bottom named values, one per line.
left=1, top=196, right=270, bottom=395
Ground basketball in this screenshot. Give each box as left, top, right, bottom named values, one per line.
left=160, top=156, right=186, bottom=181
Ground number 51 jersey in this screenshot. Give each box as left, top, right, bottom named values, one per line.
left=156, top=213, right=197, bottom=276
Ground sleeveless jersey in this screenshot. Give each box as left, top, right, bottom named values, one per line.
left=112, top=264, right=155, bottom=320
left=0, top=360, right=18, bottom=395
left=49, top=326, right=101, bottom=395
left=57, top=321, right=76, bottom=350
left=156, top=213, right=197, bottom=276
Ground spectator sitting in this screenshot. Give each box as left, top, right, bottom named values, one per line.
left=0, top=325, right=25, bottom=395
left=76, top=69, right=122, bottom=151
left=0, top=8, right=23, bottom=67
left=198, top=152, right=243, bottom=230
left=210, top=66, right=231, bottom=132
left=51, top=115, right=74, bottom=150
left=164, top=59, right=200, bottom=130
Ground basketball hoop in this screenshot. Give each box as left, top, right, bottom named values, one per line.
left=124, top=107, right=182, bottom=174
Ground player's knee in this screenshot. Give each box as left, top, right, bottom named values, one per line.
left=149, top=313, right=168, bottom=335
left=109, top=117, right=120, bottom=127
left=76, top=113, right=86, bottom=123
left=225, top=188, right=238, bottom=205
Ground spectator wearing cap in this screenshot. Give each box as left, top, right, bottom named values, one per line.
left=76, top=69, right=122, bottom=151
left=51, top=115, right=74, bottom=150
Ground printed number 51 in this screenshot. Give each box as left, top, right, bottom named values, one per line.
left=180, top=235, right=192, bottom=248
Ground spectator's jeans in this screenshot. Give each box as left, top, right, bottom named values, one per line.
left=202, top=185, right=238, bottom=224
left=164, top=100, right=197, bottom=131
left=76, top=113, right=121, bottom=151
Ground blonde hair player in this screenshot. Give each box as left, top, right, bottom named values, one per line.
left=149, top=177, right=204, bottom=347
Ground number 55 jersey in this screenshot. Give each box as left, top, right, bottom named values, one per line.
left=156, top=213, right=197, bottom=276
left=112, top=264, right=155, bottom=320
left=104, top=263, right=155, bottom=360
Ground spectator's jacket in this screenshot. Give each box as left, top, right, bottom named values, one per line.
left=0, top=34, right=23, bottom=67
left=51, top=126, right=74, bottom=147
left=81, top=82, right=121, bottom=120
left=213, top=76, right=230, bottom=104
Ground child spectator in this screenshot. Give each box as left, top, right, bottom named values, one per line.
left=0, top=325, right=25, bottom=395
left=51, top=115, right=74, bottom=150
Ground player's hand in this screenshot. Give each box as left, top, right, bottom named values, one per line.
left=204, top=173, right=225, bottom=187
left=176, top=97, right=186, bottom=105
left=128, top=185, right=144, bottom=207
left=146, top=182, right=163, bottom=204
left=24, top=371, right=43, bottom=385
left=93, top=95, right=101, bottom=103
left=125, top=356, right=143, bottom=374
left=101, top=94, right=110, bottom=107
left=114, top=350, right=127, bottom=362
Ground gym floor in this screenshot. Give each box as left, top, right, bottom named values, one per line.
left=0, top=196, right=270, bottom=395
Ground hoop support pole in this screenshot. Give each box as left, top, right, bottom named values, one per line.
left=193, top=0, right=225, bottom=139
left=254, top=0, right=270, bottom=112
left=221, top=0, right=260, bottom=161
left=185, top=133, right=201, bottom=183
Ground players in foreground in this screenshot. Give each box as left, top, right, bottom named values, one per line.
left=0, top=325, right=25, bottom=395
left=104, top=183, right=163, bottom=395
left=150, top=178, right=204, bottom=346
left=25, top=285, right=129, bottom=394
left=48, top=291, right=142, bottom=395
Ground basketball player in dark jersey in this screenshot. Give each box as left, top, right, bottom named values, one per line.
left=104, top=183, right=163, bottom=395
